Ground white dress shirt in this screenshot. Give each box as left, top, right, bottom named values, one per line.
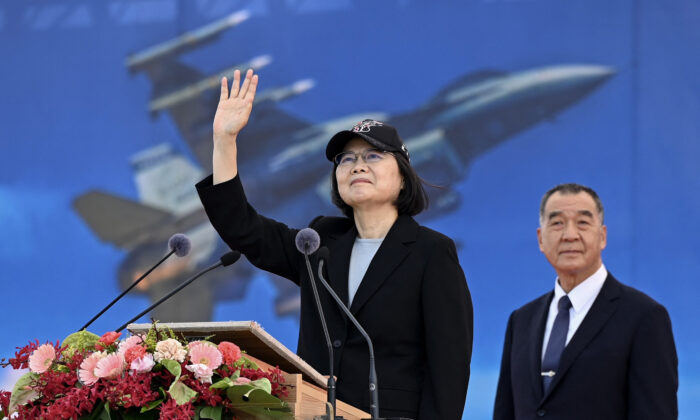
left=541, top=264, right=608, bottom=360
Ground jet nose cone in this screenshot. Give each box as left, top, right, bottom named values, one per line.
left=543, top=64, right=616, bottom=89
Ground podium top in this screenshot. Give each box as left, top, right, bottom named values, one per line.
left=127, top=321, right=326, bottom=388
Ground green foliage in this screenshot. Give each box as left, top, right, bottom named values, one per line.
left=168, top=381, right=198, bottom=406
left=248, top=378, right=272, bottom=394
left=139, top=398, right=164, bottom=413
left=79, top=401, right=111, bottom=420
left=226, top=381, right=291, bottom=420
left=163, top=324, right=178, bottom=341
left=139, top=387, right=166, bottom=413
left=144, top=325, right=159, bottom=352
left=62, top=330, right=100, bottom=357
left=54, top=364, right=72, bottom=373
left=237, top=355, right=258, bottom=370
left=209, top=377, right=236, bottom=390
left=9, top=372, right=40, bottom=414
left=159, top=359, right=182, bottom=382
left=197, top=405, right=223, bottom=420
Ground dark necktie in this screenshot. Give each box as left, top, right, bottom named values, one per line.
left=541, top=295, right=572, bottom=392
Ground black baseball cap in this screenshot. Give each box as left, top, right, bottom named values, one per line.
left=326, top=119, right=410, bottom=162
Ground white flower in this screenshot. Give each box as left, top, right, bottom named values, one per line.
left=153, top=339, right=187, bottom=363
left=186, top=363, right=214, bottom=384
left=130, top=354, right=155, bottom=373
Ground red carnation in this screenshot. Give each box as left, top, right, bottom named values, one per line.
left=95, top=331, right=121, bottom=351
left=123, top=345, right=147, bottom=365
left=218, top=341, right=242, bottom=365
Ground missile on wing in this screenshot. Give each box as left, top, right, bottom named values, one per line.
left=148, top=55, right=272, bottom=112
left=126, top=10, right=251, bottom=70
left=254, top=78, right=316, bottom=104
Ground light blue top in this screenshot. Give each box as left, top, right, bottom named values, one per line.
left=348, top=237, right=383, bottom=305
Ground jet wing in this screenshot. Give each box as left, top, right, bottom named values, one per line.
left=138, top=59, right=311, bottom=172
left=73, top=190, right=173, bottom=249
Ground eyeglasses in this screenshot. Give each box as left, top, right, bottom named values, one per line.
left=334, top=148, right=392, bottom=167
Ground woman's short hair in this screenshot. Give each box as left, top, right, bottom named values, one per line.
left=330, top=152, right=429, bottom=218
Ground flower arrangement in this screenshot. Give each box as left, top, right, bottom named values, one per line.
left=0, top=324, right=291, bottom=419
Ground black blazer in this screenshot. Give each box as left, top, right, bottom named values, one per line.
left=493, top=274, right=678, bottom=420
left=197, top=174, right=473, bottom=419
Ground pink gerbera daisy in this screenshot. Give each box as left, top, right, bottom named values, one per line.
left=28, top=344, right=56, bottom=374
left=94, top=353, right=125, bottom=379
left=79, top=352, right=105, bottom=385
left=188, top=343, right=222, bottom=370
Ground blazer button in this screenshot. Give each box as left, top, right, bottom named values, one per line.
left=536, top=409, right=546, bottom=417
left=333, top=340, right=342, bottom=348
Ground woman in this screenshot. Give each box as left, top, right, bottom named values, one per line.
left=196, top=69, right=473, bottom=419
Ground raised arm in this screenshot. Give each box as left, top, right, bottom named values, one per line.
left=212, top=69, right=259, bottom=185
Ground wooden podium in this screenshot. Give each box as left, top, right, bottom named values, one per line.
left=128, top=321, right=369, bottom=420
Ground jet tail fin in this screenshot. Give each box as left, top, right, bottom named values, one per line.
left=73, top=191, right=172, bottom=249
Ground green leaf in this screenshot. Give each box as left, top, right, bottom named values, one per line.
left=226, top=383, right=291, bottom=419
left=198, top=405, right=223, bottom=420
left=209, top=376, right=235, bottom=390
left=139, top=398, right=164, bottom=413
left=168, top=380, right=198, bottom=405
left=80, top=401, right=111, bottom=420
left=248, top=378, right=272, bottom=394
left=239, top=356, right=258, bottom=370
left=159, top=359, right=182, bottom=382
left=55, top=364, right=71, bottom=373
left=8, top=372, right=40, bottom=413
left=62, top=330, right=100, bottom=357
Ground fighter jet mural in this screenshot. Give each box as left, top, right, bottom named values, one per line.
left=73, top=9, right=615, bottom=322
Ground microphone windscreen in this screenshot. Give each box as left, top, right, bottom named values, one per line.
left=317, top=246, right=330, bottom=262
left=295, top=228, right=320, bottom=255
left=169, top=234, right=192, bottom=257
left=220, top=251, right=242, bottom=267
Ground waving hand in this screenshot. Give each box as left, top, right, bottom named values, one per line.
left=213, top=69, right=259, bottom=142
left=212, top=69, right=258, bottom=184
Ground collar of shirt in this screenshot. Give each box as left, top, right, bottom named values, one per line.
left=542, top=264, right=608, bottom=359
left=553, top=263, right=608, bottom=314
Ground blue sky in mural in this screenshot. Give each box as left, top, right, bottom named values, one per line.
left=1, top=1, right=699, bottom=418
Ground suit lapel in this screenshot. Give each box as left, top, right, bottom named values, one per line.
left=327, top=226, right=356, bottom=308
left=348, top=215, right=418, bottom=316
left=542, top=274, right=621, bottom=400
left=529, top=292, right=553, bottom=401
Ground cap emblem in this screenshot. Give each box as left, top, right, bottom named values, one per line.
left=352, top=119, right=384, bottom=133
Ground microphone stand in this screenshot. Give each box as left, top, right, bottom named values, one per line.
left=302, top=252, right=339, bottom=420
left=115, top=252, right=239, bottom=332
left=80, top=249, right=176, bottom=331
left=317, top=259, right=379, bottom=419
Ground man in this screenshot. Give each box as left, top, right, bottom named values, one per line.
left=494, top=183, right=677, bottom=420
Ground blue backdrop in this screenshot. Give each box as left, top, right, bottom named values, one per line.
left=1, top=1, right=698, bottom=418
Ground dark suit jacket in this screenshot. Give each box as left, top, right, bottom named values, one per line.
left=197, top=174, right=473, bottom=419
left=493, top=274, right=678, bottom=420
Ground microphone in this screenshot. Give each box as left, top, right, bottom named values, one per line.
left=80, top=233, right=192, bottom=331
left=295, top=229, right=338, bottom=420
left=317, top=247, right=389, bottom=420
left=115, top=251, right=241, bottom=332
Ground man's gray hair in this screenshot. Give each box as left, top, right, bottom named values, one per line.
left=539, top=183, right=605, bottom=223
